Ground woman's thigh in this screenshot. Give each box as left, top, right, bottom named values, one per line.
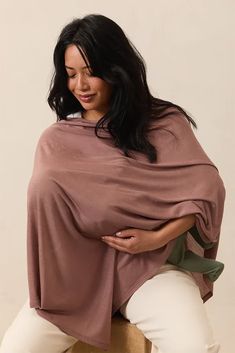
left=119, top=264, right=220, bottom=353
left=0, top=298, right=78, bottom=353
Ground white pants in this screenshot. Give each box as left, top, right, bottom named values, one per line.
left=0, top=264, right=220, bottom=353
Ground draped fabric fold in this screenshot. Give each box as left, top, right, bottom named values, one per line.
left=26, top=108, right=226, bottom=350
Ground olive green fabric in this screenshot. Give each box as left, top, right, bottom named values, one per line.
left=166, top=228, right=224, bottom=282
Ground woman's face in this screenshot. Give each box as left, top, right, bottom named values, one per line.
left=64, top=44, right=112, bottom=121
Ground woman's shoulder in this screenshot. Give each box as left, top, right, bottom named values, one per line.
left=35, top=121, right=59, bottom=146
left=147, top=106, right=194, bottom=134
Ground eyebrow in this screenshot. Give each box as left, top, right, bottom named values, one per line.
left=65, top=65, right=91, bottom=70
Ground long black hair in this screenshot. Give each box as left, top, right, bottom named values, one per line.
left=47, top=13, right=197, bottom=163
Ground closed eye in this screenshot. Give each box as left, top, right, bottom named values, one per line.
left=67, top=72, right=94, bottom=78
left=67, top=74, right=76, bottom=78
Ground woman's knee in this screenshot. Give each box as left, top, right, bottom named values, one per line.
left=151, top=331, right=220, bottom=353
left=158, top=340, right=221, bottom=353
left=0, top=299, right=77, bottom=353
left=121, top=266, right=220, bottom=353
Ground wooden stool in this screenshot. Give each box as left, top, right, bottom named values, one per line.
left=68, top=311, right=152, bottom=353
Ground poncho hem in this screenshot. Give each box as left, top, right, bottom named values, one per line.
left=35, top=308, right=109, bottom=350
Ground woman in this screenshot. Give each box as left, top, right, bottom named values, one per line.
left=0, top=14, right=225, bottom=353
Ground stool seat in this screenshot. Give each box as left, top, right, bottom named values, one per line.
left=68, top=311, right=152, bottom=353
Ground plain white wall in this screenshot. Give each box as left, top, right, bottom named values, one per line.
left=0, top=1, right=234, bottom=352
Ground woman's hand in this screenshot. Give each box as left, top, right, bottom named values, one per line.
left=101, top=228, right=166, bottom=254
left=101, top=215, right=196, bottom=254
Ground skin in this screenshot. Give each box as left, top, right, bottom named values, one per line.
left=101, top=214, right=196, bottom=254
left=64, top=44, right=196, bottom=254
left=64, top=44, right=113, bottom=122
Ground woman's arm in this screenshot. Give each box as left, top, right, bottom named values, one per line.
left=153, top=214, right=196, bottom=247
left=102, top=214, right=196, bottom=254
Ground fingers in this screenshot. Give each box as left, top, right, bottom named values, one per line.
left=101, top=236, right=132, bottom=253
left=102, top=235, right=126, bottom=245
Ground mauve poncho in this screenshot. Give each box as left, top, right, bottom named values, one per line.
left=26, top=108, right=226, bottom=350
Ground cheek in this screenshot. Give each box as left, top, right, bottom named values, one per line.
left=95, top=79, right=112, bottom=98
left=91, top=78, right=102, bottom=91
left=67, top=80, right=74, bottom=92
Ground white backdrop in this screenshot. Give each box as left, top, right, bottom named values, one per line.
left=0, top=1, right=234, bottom=352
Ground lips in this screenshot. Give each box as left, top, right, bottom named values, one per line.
left=79, top=94, right=95, bottom=98
left=78, top=94, right=96, bottom=103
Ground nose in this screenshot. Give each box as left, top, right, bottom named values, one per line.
left=74, top=74, right=89, bottom=91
